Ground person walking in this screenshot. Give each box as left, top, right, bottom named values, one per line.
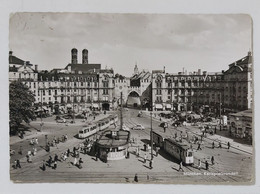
left=212, top=141, right=215, bottom=149
left=67, top=148, right=70, bottom=157
left=144, top=154, right=147, bottom=164
left=211, top=156, right=215, bottom=165
left=78, top=158, right=83, bottom=169
left=214, top=126, right=217, bottom=134
left=134, top=174, right=138, bottom=182
left=16, top=159, right=21, bottom=168
left=13, top=160, right=17, bottom=169
left=35, top=138, right=38, bottom=145
left=42, top=160, right=46, bottom=171
left=73, top=157, right=78, bottom=166
left=205, top=160, right=209, bottom=170
left=218, top=142, right=222, bottom=148
left=156, top=147, right=159, bottom=156
left=53, top=161, right=57, bottom=170
left=48, top=156, right=52, bottom=167
left=227, top=142, right=230, bottom=149
left=197, top=142, right=202, bottom=150
left=198, top=159, right=201, bottom=170
left=149, top=159, right=153, bottom=169
left=178, top=161, right=184, bottom=172
left=54, top=154, right=58, bottom=162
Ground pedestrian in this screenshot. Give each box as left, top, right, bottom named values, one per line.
left=95, top=152, right=98, bottom=161
left=214, top=126, right=217, bottom=134
left=200, top=134, right=203, bottom=141
left=197, top=142, right=202, bottom=150
left=205, top=160, right=209, bottom=170
left=67, top=148, right=70, bottom=157
left=212, top=141, right=215, bottom=149
left=134, top=174, right=138, bottom=182
left=53, top=161, right=57, bottom=170
left=35, top=138, right=38, bottom=145
left=93, top=116, right=95, bottom=120
left=73, top=157, right=78, bottom=166
left=175, top=132, right=177, bottom=139
left=198, top=159, right=201, bottom=170
left=211, top=156, right=215, bottom=165
left=42, top=160, right=46, bottom=171
left=13, top=160, right=17, bottom=169
left=54, top=154, right=58, bottom=162
left=78, top=158, right=83, bottom=169
left=227, top=142, right=230, bottom=149
left=48, top=156, right=52, bottom=167
left=218, top=142, right=222, bottom=148
left=178, top=161, right=184, bottom=172
left=164, top=126, right=166, bottom=133
left=73, top=147, right=76, bottom=156
left=149, top=160, right=153, bottom=169
left=156, top=147, right=159, bottom=156
left=144, top=154, right=147, bottom=163
left=27, top=154, right=32, bottom=163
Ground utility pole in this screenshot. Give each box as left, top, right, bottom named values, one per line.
left=72, top=93, right=75, bottom=123
left=40, top=85, right=44, bottom=131
left=120, top=92, right=123, bottom=130
left=150, top=111, right=153, bottom=162
left=219, top=91, right=222, bottom=118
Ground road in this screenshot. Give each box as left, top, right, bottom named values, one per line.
left=10, top=109, right=253, bottom=184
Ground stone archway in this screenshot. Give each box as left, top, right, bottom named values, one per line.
left=126, top=91, right=141, bottom=108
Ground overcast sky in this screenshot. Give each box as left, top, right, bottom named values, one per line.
left=9, top=13, right=252, bottom=76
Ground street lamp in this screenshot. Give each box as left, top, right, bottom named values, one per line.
left=150, top=111, right=153, bottom=162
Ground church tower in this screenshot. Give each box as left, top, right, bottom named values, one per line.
left=71, top=48, right=78, bottom=64
left=82, top=49, right=88, bottom=64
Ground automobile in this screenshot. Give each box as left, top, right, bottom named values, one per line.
left=132, top=124, right=145, bottom=130
left=124, top=108, right=129, bottom=111
left=56, top=118, right=66, bottom=123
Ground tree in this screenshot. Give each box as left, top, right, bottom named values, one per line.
left=9, top=81, right=36, bottom=134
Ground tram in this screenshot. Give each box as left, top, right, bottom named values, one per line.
left=151, top=131, right=194, bottom=165
left=78, top=114, right=118, bottom=139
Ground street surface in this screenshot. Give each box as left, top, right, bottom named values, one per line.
left=10, top=109, right=253, bottom=183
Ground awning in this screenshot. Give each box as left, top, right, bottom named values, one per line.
left=93, top=104, right=99, bottom=108
left=166, top=104, right=172, bottom=109
left=155, top=104, right=163, bottom=109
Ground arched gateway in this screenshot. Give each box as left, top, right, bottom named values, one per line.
left=126, top=91, right=141, bottom=108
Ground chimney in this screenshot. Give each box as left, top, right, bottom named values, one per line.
left=198, top=69, right=201, bottom=75
left=9, top=51, right=13, bottom=56
left=35, top=64, right=38, bottom=72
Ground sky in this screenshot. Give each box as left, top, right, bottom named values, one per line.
left=9, top=13, right=252, bottom=76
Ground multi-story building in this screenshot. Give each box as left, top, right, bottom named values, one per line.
left=9, top=49, right=252, bottom=114
left=151, top=52, right=253, bottom=114
left=9, top=48, right=115, bottom=112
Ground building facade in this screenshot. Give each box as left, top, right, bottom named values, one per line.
left=9, top=49, right=253, bottom=114
left=151, top=52, right=253, bottom=114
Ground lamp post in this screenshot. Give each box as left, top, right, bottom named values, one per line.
left=150, top=111, right=153, bottom=163
left=40, top=84, right=44, bottom=131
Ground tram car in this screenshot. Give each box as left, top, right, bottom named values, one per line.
left=78, top=123, right=98, bottom=139
left=164, top=138, right=193, bottom=165
left=152, top=131, right=171, bottom=148
left=151, top=131, right=194, bottom=165
left=78, top=114, right=118, bottom=139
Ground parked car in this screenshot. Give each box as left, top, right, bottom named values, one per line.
left=132, top=124, right=145, bottom=130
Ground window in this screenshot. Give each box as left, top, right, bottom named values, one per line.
left=55, top=90, right=57, bottom=95
left=81, top=82, right=83, bottom=86
left=49, top=90, right=51, bottom=95
left=168, top=89, right=171, bottom=95
left=49, top=97, right=51, bottom=101
left=34, top=82, right=36, bottom=88
left=43, top=90, right=45, bottom=96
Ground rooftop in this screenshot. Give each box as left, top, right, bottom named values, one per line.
left=96, top=130, right=130, bottom=148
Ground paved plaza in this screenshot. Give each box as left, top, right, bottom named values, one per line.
left=10, top=109, right=253, bottom=183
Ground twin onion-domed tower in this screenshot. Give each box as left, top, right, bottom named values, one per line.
left=71, top=48, right=88, bottom=64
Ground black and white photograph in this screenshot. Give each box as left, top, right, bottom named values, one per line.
left=8, top=12, right=254, bottom=185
